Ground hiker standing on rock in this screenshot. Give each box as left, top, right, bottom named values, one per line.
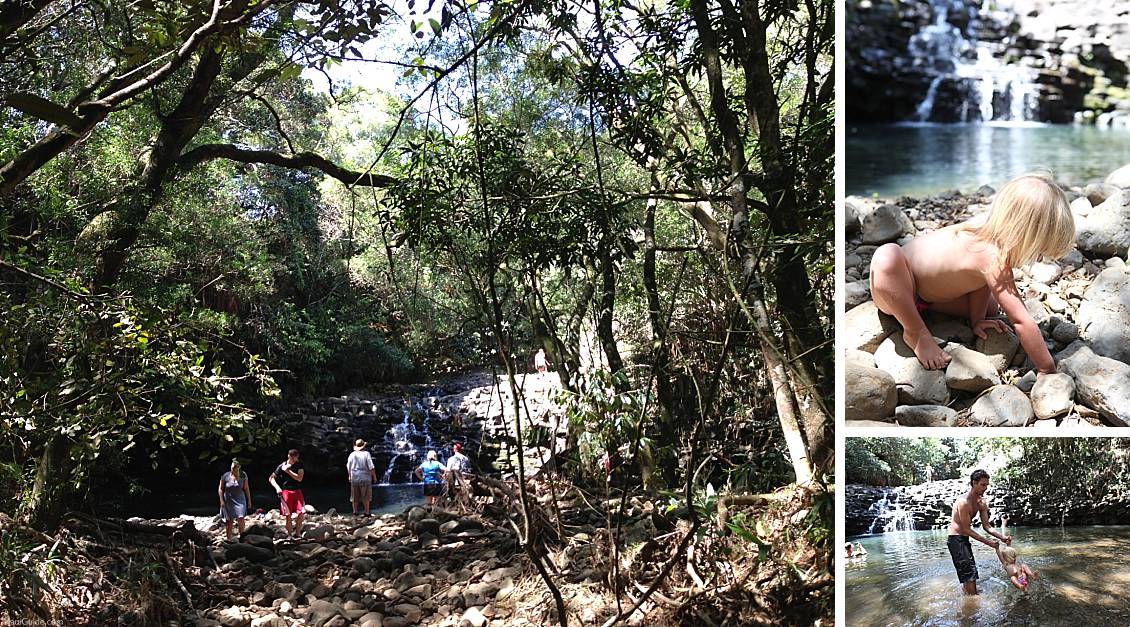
left=534, top=348, right=549, bottom=374
left=218, top=459, right=252, bottom=540
left=347, top=439, right=377, bottom=516
left=415, top=450, right=446, bottom=507
left=947, top=469, right=1011, bottom=595
left=269, top=449, right=306, bottom=538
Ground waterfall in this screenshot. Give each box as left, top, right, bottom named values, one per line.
left=866, top=491, right=916, bottom=534
left=376, top=393, right=450, bottom=484
left=907, top=0, right=1038, bottom=123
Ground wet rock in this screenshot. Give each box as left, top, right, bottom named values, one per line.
left=873, top=335, right=949, bottom=405
left=895, top=405, right=957, bottom=427
left=1057, top=342, right=1130, bottom=426
left=844, top=300, right=899, bottom=352
left=969, top=385, right=1034, bottom=427
left=1076, top=267, right=1130, bottom=364
left=1030, top=373, right=1075, bottom=420
left=862, top=204, right=913, bottom=244
left=1075, top=189, right=1130, bottom=256
left=845, top=359, right=897, bottom=421
left=974, top=327, right=1019, bottom=372
left=945, top=345, right=1001, bottom=393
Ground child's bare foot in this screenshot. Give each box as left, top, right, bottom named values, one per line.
left=904, top=330, right=951, bottom=370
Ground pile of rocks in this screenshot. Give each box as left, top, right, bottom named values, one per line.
left=844, top=169, right=1130, bottom=428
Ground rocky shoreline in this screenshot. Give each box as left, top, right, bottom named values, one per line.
left=844, top=166, right=1130, bottom=428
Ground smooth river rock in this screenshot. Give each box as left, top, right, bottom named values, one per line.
left=1057, top=342, right=1130, bottom=427
left=873, top=335, right=949, bottom=405
left=862, top=204, right=913, bottom=244
left=1074, top=189, right=1130, bottom=256
left=844, top=300, right=899, bottom=352
left=974, top=327, right=1020, bottom=372
left=846, top=359, right=897, bottom=421
left=1076, top=267, right=1130, bottom=364
left=894, top=404, right=957, bottom=427
left=1029, top=373, right=1075, bottom=420
left=968, top=385, right=1034, bottom=427
left=945, top=345, right=1001, bottom=392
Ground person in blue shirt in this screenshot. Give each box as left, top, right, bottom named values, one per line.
left=415, top=450, right=446, bottom=506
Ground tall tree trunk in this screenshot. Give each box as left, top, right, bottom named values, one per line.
left=596, top=242, right=624, bottom=378
left=20, top=435, right=72, bottom=531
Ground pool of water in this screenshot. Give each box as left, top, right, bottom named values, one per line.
left=846, top=123, right=1130, bottom=198
left=126, top=481, right=426, bottom=518
left=845, top=526, right=1130, bottom=626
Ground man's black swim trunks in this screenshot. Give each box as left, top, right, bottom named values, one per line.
left=947, top=534, right=978, bottom=583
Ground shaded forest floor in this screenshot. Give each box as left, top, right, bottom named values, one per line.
left=1, top=481, right=831, bottom=626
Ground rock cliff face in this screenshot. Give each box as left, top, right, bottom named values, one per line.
left=845, top=479, right=1130, bottom=536
left=847, top=0, right=1130, bottom=123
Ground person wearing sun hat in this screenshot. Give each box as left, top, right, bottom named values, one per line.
left=346, top=438, right=376, bottom=515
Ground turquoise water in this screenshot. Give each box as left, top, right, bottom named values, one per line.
left=846, top=123, right=1130, bottom=198
left=845, top=526, right=1130, bottom=626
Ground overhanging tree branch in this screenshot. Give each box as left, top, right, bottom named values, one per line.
left=175, top=144, right=397, bottom=187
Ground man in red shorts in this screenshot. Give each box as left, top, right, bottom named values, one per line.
left=269, top=449, right=306, bottom=538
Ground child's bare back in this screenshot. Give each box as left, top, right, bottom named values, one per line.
left=902, top=226, right=998, bottom=304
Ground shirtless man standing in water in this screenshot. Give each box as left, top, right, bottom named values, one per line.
left=947, top=469, right=1011, bottom=595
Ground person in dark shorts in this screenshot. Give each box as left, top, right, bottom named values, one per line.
left=415, top=450, right=446, bottom=506
left=946, top=469, right=1012, bottom=594
left=268, top=449, right=306, bottom=538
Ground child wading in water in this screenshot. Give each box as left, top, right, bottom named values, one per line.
left=996, top=515, right=1037, bottom=590
left=869, top=173, right=1075, bottom=371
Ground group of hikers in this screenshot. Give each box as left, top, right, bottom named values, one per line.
left=216, top=440, right=473, bottom=540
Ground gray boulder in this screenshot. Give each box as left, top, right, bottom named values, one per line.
left=895, top=405, right=957, bottom=427
left=862, top=204, right=913, bottom=245
left=1074, top=189, right=1130, bottom=256
left=969, top=385, right=1034, bottom=427
left=843, top=301, right=899, bottom=352
left=945, top=345, right=1001, bottom=393
left=873, top=335, right=949, bottom=405
left=845, top=360, right=897, bottom=421
left=1057, top=342, right=1130, bottom=427
left=974, top=327, right=1019, bottom=372
left=1076, top=267, right=1130, bottom=364
left=1030, top=373, right=1075, bottom=420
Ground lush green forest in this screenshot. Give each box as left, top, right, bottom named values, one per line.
left=1, top=0, right=832, bottom=623
left=847, top=438, right=1130, bottom=497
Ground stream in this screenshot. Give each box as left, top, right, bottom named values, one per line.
left=845, top=526, right=1130, bottom=626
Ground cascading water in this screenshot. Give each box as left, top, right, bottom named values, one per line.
left=376, top=391, right=451, bottom=485
left=908, top=0, right=1038, bottom=122
left=866, top=491, right=917, bottom=534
